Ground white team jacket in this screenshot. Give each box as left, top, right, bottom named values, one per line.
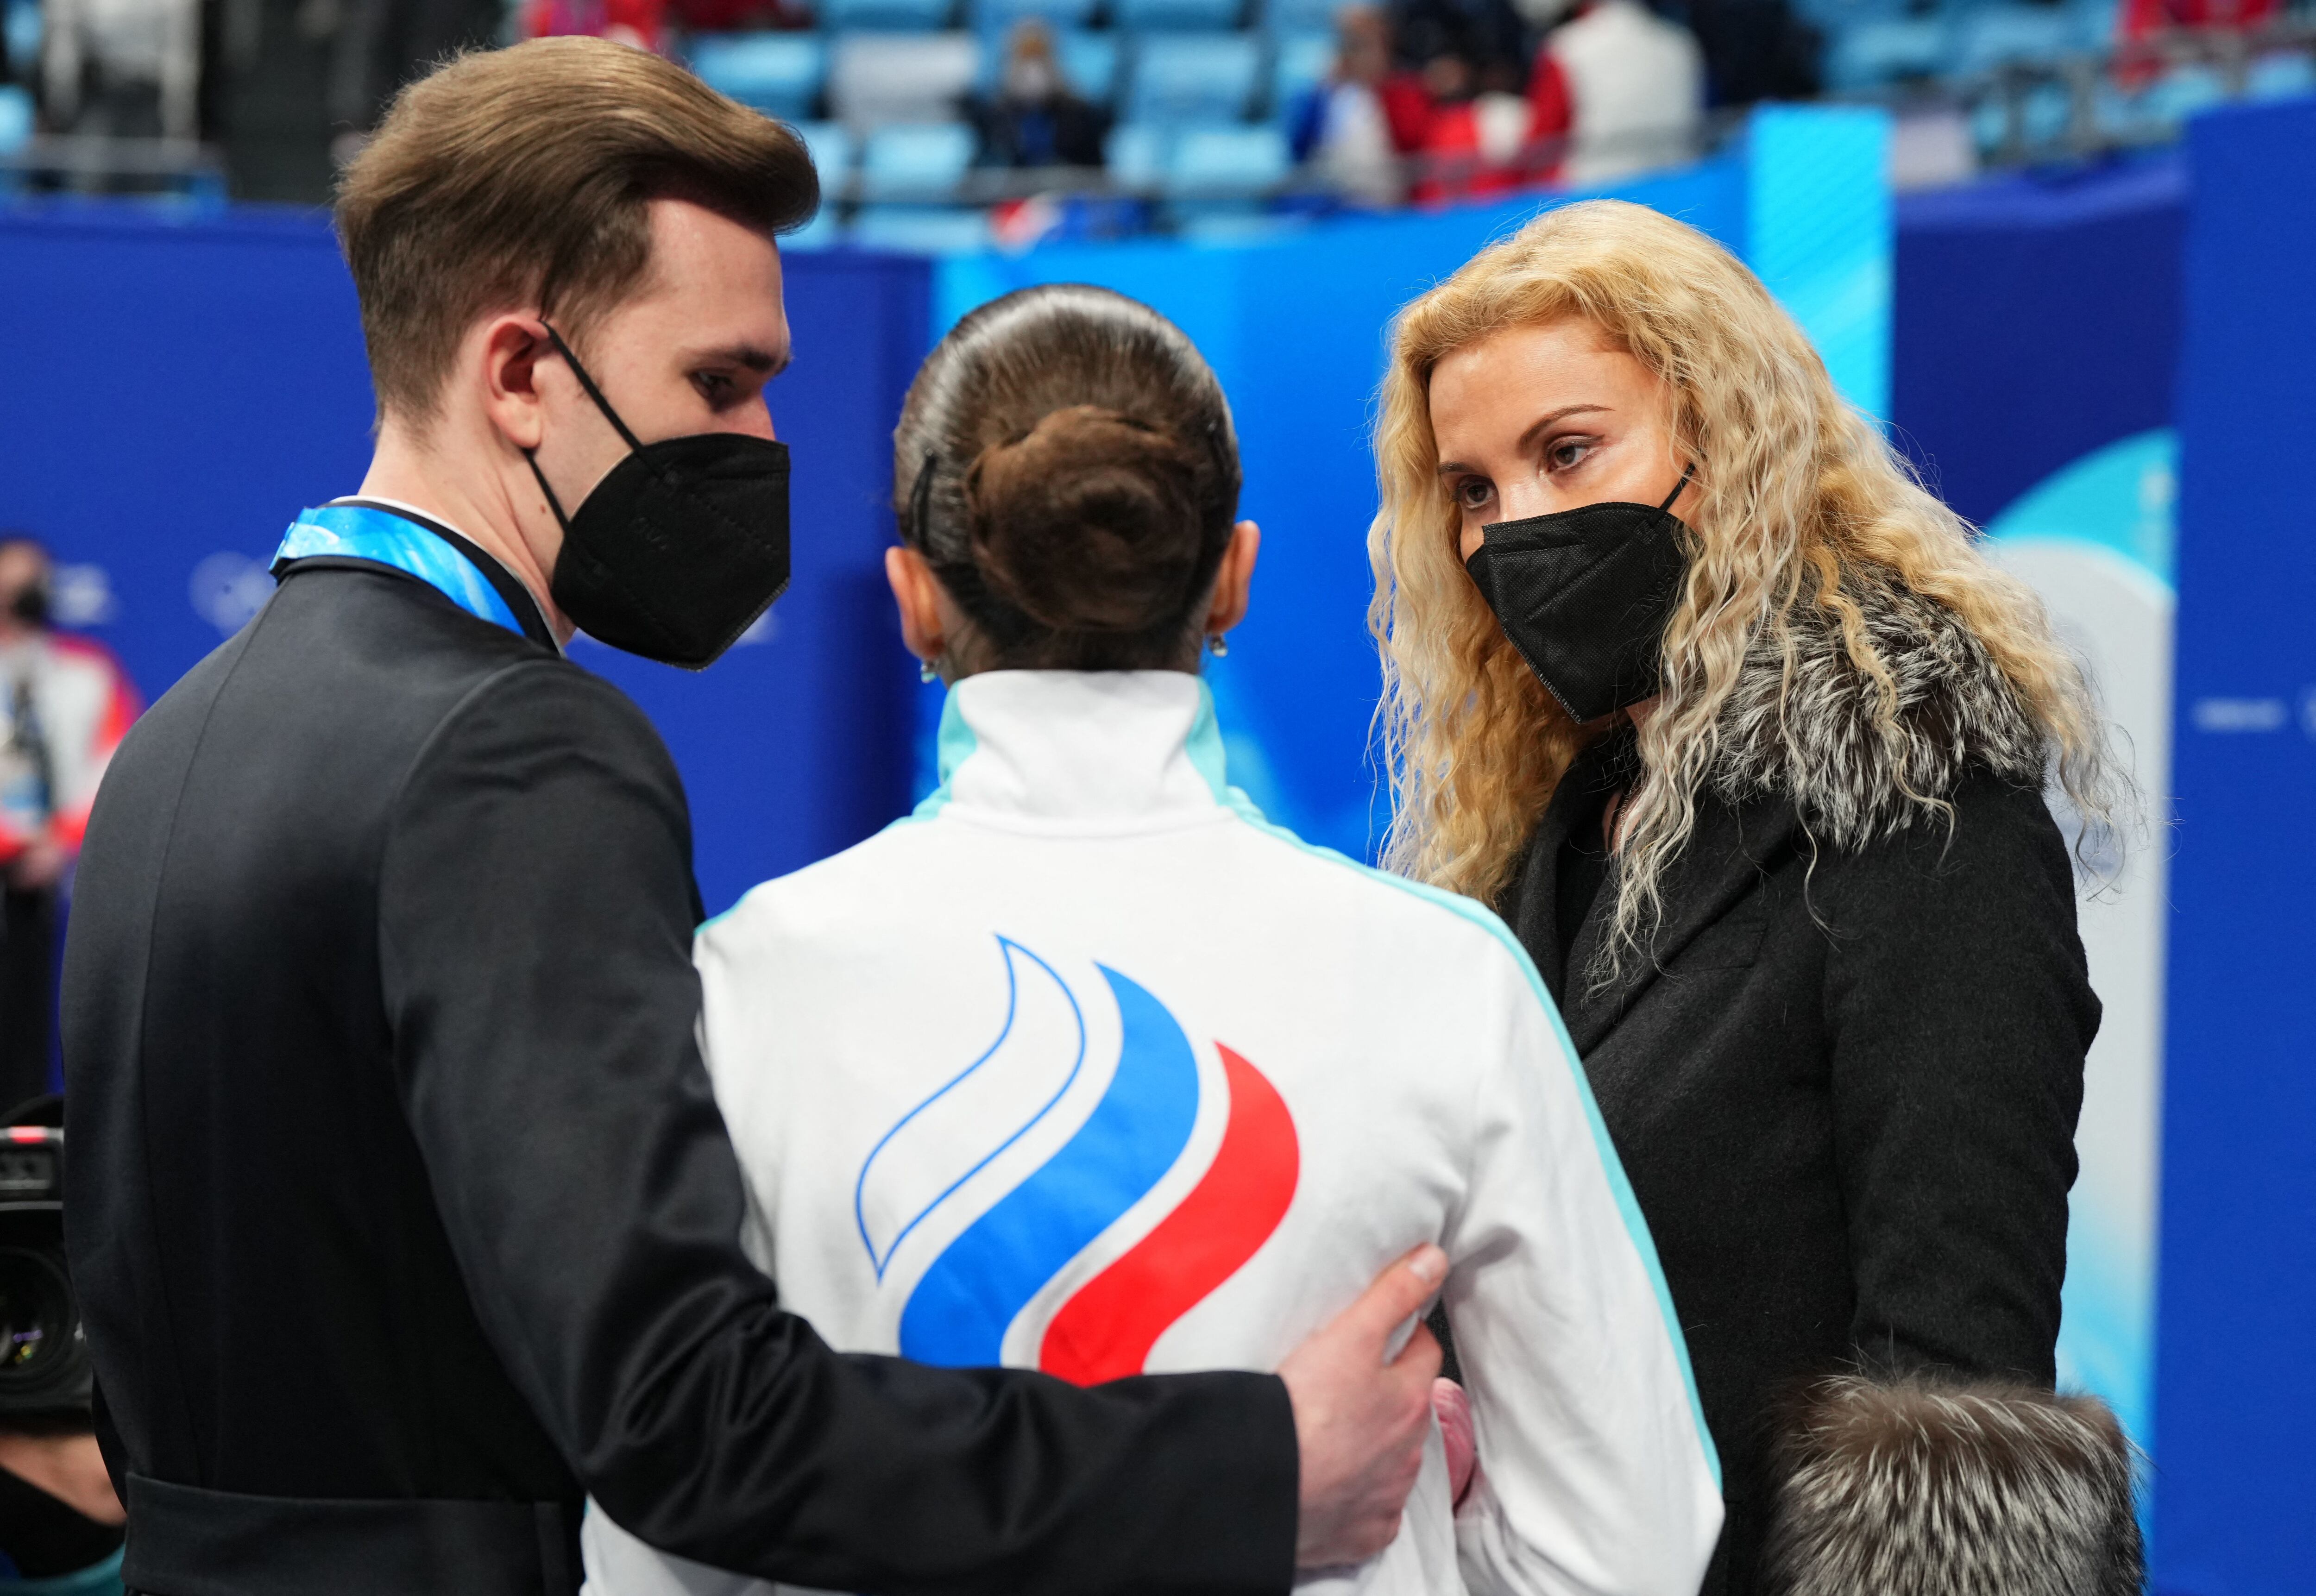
left=584, top=670, right=1721, bottom=1596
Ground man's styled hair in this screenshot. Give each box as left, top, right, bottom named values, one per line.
left=335, top=38, right=817, bottom=424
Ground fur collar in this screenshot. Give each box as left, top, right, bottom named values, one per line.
left=1708, top=574, right=2047, bottom=849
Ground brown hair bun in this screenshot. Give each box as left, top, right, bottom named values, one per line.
left=963, top=406, right=1210, bottom=635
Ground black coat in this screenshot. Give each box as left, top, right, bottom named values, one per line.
left=62, top=510, right=1294, bottom=1596
left=1501, top=724, right=2099, bottom=1595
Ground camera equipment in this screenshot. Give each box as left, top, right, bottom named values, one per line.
left=0, top=1097, right=89, bottom=1420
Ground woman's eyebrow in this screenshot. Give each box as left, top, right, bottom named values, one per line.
left=1516, top=404, right=1610, bottom=452
left=1437, top=403, right=1612, bottom=478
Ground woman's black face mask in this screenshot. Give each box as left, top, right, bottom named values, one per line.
left=524, top=325, right=791, bottom=670
left=1463, top=466, right=1694, bottom=725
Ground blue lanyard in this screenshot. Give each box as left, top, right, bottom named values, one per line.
left=273, top=504, right=525, bottom=639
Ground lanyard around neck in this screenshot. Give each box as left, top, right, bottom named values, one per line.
left=272, top=504, right=526, bottom=639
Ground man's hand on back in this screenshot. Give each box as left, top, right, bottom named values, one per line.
left=1279, top=1244, right=1447, bottom=1567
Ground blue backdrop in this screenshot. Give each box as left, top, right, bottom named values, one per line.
left=0, top=211, right=929, bottom=914
left=2150, top=97, right=2316, bottom=1596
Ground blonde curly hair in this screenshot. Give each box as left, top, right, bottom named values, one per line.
left=1368, top=200, right=2115, bottom=958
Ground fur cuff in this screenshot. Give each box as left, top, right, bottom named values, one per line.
left=1763, top=1376, right=2144, bottom=1596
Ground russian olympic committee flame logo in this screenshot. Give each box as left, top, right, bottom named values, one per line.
left=853, top=937, right=1298, bottom=1384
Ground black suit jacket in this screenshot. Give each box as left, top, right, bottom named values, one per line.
left=1499, top=738, right=2097, bottom=1596
left=62, top=519, right=1295, bottom=1596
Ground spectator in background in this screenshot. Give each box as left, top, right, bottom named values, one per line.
left=1409, top=47, right=1531, bottom=201
left=522, top=0, right=670, bottom=53
left=967, top=20, right=1110, bottom=171
left=1662, top=0, right=1819, bottom=107
left=0, top=536, right=137, bottom=1108
left=1523, top=0, right=1702, bottom=185
left=1292, top=5, right=1430, bottom=204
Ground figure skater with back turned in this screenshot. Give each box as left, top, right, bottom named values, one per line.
left=584, top=283, right=1723, bottom=1596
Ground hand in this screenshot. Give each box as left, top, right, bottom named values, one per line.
left=1280, top=1243, right=1446, bottom=1567
left=1432, top=1377, right=1477, bottom=1508
left=0, top=1431, right=124, bottom=1525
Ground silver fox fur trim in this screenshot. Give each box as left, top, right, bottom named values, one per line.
left=1709, top=576, right=2048, bottom=848
left=1765, top=1376, right=2145, bottom=1596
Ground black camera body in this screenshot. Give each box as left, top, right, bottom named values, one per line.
left=0, top=1119, right=91, bottom=1420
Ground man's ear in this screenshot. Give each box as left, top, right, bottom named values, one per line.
left=886, top=546, right=948, bottom=667
left=479, top=316, right=556, bottom=453
left=1202, top=521, right=1261, bottom=638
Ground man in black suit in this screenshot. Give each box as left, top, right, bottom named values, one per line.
left=61, top=38, right=1443, bottom=1596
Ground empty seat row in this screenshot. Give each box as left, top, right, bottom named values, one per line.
left=1824, top=0, right=2132, bottom=91
left=692, top=27, right=1334, bottom=125
left=793, top=117, right=1292, bottom=198
left=1968, top=51, right=2316, bottom=148
left=779, top=0, right=1342, bottom=33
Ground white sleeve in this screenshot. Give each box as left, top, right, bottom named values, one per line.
left=1443, top=946, right=1724, bottom=1596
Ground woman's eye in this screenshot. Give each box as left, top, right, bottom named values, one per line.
left=1456, top=479, right=1494, bottom=511
left=1547, top=439, right=1593, bottom=472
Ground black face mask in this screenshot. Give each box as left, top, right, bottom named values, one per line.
left=525, top=325, right=791, bottom=670
left=1464, top=466, right=1694, bottom=725
left=7, top=585, right=47, bottom=628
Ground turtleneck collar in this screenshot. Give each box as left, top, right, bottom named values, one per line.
left=917, top=670, right=1236, bottom=833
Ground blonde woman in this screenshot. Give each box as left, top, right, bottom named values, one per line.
left=1371, top=201, right=2118, bottom=1593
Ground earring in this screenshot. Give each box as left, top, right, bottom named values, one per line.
left=919, top=658, right=939, bottom=684
left=1207, top=634, right=1229, bottom=659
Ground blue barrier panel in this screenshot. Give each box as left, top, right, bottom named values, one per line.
left=0, top=207, right=927, bottom=914
left=1891, top=157, right=2187, bottom=527
left=2152, top=97, right=2316, bottom=1596
left=1746, top=104, right=1892, bottom=417
left=1886, top=152, right=2192, bottom=1478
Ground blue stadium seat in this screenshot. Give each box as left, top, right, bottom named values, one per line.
left=822, top=0, right=956, bottom=29
left=1968, top=79, right=2071, bottom=155
left=2247, top=50, right=2316, bottom=102
left=1260, top=0, right=1340, bottom=31
left=1127, top=34, right=1265, bottom=123
left=689, top=33, right=827, bottom=122
left=828, top=32, right=984, bottom=124
left=1824, top=17, right=1947, bottom=92
left=1106, top=122, right=1171, bottom=187
left=850, top=204, right=994, bottom=251
left=2069, top=0, right=2119, bottom=50
left=857, top=121, right=978, bottom=201
left=1165, top=123, right=1290, bottom=196
left=0, top=86, right=30, bottom=156
left=2139, top=62, right=2229, bottom=125
left=1951, top=5, right=2079, bottom=77
left=1060, top=31, right=1126, bottom=102
left=1267, top=29, right=1334, bottom=120
left=972, top=0, right=1100, bottom=30
left=1118, top=0, right=1244, bottom=31
left=792, top=119, right=856, bottom=186
left=1787, top=0, right=1905, bottom=30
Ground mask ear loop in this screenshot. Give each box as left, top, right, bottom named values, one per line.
left=1657, top=462, right=1697, bottom=515
left=522, top=323, right=648, bottom=531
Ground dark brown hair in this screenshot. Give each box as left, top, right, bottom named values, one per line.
left=335, top=38, right=817, bottom=425
left=894, top=284, right=1241, bottom=671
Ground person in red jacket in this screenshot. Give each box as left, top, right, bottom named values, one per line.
left=0, top=534, right=137, bottom=1108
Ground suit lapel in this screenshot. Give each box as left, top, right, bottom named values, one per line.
left=1562, top=794, right=1802, bottom=1053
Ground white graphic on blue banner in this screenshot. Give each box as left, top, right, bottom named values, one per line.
left=1983, top=427, right=2174, bottom=1454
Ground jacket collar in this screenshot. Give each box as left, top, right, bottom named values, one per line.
left=919, top=671, right=1233, bottom=832
left=1522, top=729, right=1801, bottom=1052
